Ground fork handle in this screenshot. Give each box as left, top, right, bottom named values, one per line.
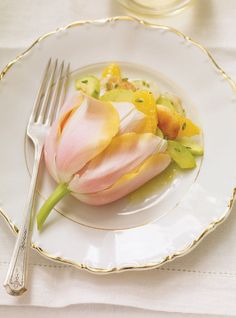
left=4, top=143, right=43, bottom=296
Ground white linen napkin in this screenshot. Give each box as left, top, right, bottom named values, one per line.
left=1, top=206, right=236, bottom=316
left=1, top=0, right=236, bottom=316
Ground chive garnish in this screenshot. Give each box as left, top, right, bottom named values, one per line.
left=135, top=98, right=144, bottom=103
left=174, top=148, right=181, bottom=152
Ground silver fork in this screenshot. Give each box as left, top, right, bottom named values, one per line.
left=4, top=58, right=70, bottom=296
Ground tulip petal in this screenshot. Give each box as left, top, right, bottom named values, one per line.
left=119, top=108, right=147, bottom=134
left=112, top=102, right=147, bottom=134
left=73, top=153, right=171, bottom=205
left=69, top=133, right=167, bottom=194
left=60, top=93, right=84, bottom=115
left=44, top=94, right=84, bottom=181
left=56, top=95, right=120, bottom=181
left=112, top=102, right=134, bottom=120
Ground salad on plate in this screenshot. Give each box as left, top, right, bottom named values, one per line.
left=37, top=63, right=203, bottom=230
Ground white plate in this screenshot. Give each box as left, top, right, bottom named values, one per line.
left=0, top=17, right=236, bottom=273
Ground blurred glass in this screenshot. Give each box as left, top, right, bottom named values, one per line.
left=117, top=0, right=193, bottom=16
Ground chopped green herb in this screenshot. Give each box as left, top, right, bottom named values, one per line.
left=114, top=84, right=118, bottom=88
left=141, top=80, right=150, bottom=88
left=122, top=77, right=128, bottom=81
left=81, top=79, right=88, bottom=84
left=178, top=137, right=204, bottom=156
left=174, top=147, right=181, bottom=152
left=182, top=122, right=187, bottom=130
left=135, top=98, right=144, bottom=103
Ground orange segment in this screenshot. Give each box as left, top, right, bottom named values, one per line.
left=133, top=90, right=157, bottom=133
left=102, top=63, right=122, bottom=78
left=177, top=115, right=200, bottom=138
left=156, top=104, right=200, bottom=139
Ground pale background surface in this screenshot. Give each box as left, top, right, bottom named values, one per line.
left=0, top=0, right=236, bottom=317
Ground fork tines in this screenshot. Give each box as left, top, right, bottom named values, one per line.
left=30, top=59, right=70, bottom=126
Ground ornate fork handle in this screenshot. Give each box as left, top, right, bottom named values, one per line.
left=4, top=143, right=43, bottom=296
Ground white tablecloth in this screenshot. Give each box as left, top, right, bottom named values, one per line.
left=1, top=1, right=236, bottom=317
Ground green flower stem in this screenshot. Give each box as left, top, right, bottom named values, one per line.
left=37, top=183, right=71, bottom=231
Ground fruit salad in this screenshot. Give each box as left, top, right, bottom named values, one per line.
left=76, top=63, right=203, bottom=169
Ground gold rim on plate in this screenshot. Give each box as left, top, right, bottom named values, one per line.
left=0, top=16, right=236, bottom=273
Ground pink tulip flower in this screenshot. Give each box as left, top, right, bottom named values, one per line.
left=37, top=93, right=171, bottom=230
